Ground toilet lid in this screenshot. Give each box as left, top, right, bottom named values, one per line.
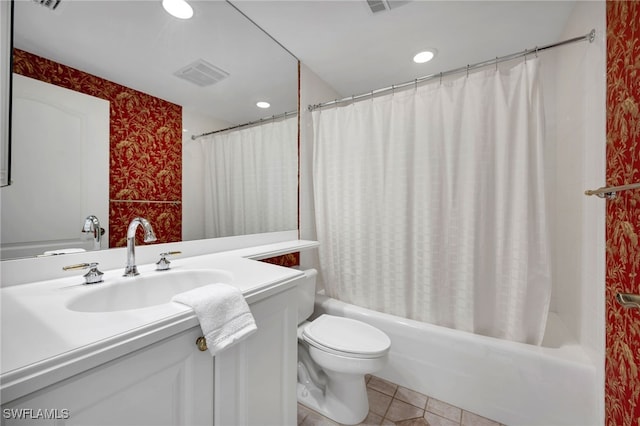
left=302, top=315, right=391, bottom=357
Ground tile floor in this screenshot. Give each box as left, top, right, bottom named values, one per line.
left=297, top=375, right=505, bottom=426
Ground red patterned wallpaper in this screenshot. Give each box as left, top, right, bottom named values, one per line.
left=261, top=252, right=300, bottom=268
left=13, top=49, right=182, bottom=247
left=606, top=2, right=640, bottom=424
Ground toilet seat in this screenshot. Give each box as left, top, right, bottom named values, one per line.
left=302, top=314, right=391, bottom=359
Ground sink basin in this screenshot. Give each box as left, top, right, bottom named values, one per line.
left=67, top=269, right=234, bottom=312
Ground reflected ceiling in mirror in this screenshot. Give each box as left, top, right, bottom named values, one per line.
left=13, top=0, right=298, bottom=125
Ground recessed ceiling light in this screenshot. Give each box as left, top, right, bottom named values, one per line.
left=162, top=0, right=193, bottom=19
left=413, top=49, right=437, bottom=64
left=256, top=101, right=271, bottom=109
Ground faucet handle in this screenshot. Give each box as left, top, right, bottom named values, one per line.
left=156, top=251, right=182, bottom=271
left=63, top=262, right=104, bottom=285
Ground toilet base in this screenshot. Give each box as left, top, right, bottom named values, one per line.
left=297, top=372, right=369, bottom=425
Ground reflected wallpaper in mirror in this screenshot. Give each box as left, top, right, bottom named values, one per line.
left=2, top=0, right=298, bottom=260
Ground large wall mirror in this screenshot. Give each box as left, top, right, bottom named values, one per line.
left=2, top=0, right=299, bottom=260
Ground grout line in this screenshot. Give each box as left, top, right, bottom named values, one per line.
left=426, top=410, right=461, bottom=426
left=301, top=376, right=502, bottom=426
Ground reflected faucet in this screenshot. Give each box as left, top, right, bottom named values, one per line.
left=123, top=217, right=157, bottom=277
left=82, top=215, right=102, bottom=251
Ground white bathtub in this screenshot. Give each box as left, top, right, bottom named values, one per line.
left=313, top=294, right=598, bottom=426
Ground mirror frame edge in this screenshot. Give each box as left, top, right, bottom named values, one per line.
left=297, top=59, right=301, bottom=240
left=1, top=0, right=13, bottom=188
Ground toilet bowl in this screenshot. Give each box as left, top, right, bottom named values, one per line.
left=296, top=269, right=391, bottom=425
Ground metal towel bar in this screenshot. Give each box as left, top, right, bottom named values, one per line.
left=616, top=293, right=640, bottom=311
left=585, top=182, right=640, bottom=199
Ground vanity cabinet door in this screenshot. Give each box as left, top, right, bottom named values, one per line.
left=2, top=326, right=213, bottom=426
left=215, top=285, right=298, bottom=426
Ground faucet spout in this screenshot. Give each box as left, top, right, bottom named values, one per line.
left=123, top=217, right=157, bottom=277
left=82, top=215, right=102, bottom=251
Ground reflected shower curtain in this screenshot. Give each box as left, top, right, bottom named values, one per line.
left=312, top=59, right=551, bottom=345
left=199, top=117, right=297, bottom=238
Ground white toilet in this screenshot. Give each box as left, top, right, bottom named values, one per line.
left=296, top=269, right=391, bottom=425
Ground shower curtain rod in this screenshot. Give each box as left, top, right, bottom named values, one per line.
left=191, top=110, right=298, bottom=140
left=308, top=29, right=596, bottom=111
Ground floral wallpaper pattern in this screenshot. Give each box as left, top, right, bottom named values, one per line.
left=261, top=252, right=300, bottom=268
left=606, top=1, right=640, bottom=424
left=13, top=49, right=182, bottom=247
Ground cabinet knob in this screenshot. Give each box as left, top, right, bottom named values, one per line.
left=196, top=336, right=208, bottom=351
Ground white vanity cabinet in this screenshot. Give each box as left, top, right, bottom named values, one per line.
left=2, top=282, right=299, bottom=426
left=3, top=326, right=213, bottom=426
left=215, top=284, right=298, bottom=426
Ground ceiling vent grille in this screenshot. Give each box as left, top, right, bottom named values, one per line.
left=173, top=59, right=229, bottom=87
left=32, top=0, right=61, bottom=10
left=366, top=0, right=410, bottom=13
left=366, top=0, right=387, bottom=13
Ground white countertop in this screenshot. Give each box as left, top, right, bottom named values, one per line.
left=0, top=239, right=318, bottom=404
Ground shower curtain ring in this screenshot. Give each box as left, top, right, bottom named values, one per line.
left=524, top=49, right=528, bottom=63
left=439, top=72, right=443, bottom=85
left=466, top=65, right=470, bottom=77
left=495, top=57, right=498, bottom=71
left=535, top=46, right=539, bottom=57
left=414, top=79, right=418, bottom=90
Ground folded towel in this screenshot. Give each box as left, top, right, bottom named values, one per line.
left=171, top=283, right=257, bottom=356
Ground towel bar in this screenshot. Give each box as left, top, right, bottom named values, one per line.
left=585, top=182, right=640, bottom=199
left=616, top=293, right=640, bottom=311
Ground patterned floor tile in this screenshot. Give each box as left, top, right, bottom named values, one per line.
left=297, top=376, right=504, bottom=426
left=426, top=398, right=462, bottom=423
left=395, top=387, right=428, bottom=410
left=368, top=376, right=399, bottom=397
left=385, top=399, right=425, bottom=422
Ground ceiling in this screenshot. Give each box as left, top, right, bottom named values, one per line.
left=12, top=0, right=298, bottom=125
left=13, top=0, right=579, bottom=123
left=233, top=0, right=578, bottom=97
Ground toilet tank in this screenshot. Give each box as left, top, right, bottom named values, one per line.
left=297, top=269, right=317, bottom=325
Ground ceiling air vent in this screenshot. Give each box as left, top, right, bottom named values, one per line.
left=366, top=0, right=387, bottom=13
left=173, top=59, right=229, bottom=87
left=366, top=0, right=410, bottom=13
left=32, top=0, right=61, bottom=10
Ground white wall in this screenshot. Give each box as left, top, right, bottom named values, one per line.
left=181, top=108, right=231, bottom=242
left=552, top=1, right=606, bottom=422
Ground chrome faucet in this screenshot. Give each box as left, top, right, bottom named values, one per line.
left=123, top=217, right=157, bottom=277
left=82, top=215, right=102, bottom=251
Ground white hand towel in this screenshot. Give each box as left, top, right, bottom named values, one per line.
left=171, top=283, right=257, bottom=356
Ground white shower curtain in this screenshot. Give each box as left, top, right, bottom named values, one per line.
left=312, top=59, right=551, bottom=345
left=199, top=117, right=297, bottom=238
